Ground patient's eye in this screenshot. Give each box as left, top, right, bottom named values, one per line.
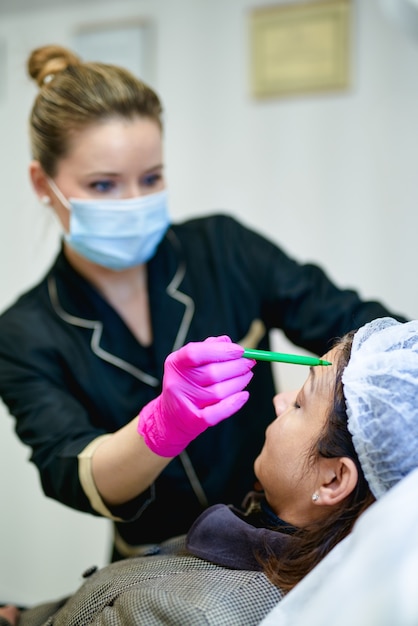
left=293, top=389, right=305, bottom=409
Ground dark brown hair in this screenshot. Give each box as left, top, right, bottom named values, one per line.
left=27, top=44, right=163, bottom=176
left=264, top=332, right=375, bottom=591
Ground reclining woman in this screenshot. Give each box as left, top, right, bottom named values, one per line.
left=1, top=316, right=417, bottom=626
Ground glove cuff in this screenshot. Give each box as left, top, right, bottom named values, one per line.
left=137, top=397, right=187, bottom=458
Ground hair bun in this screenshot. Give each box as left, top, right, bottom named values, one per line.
left=27, top=44, right=81, bottom=87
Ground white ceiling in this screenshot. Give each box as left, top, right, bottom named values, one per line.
left=0, top=0, right=104, bottom=14
left=3, top=0, right=418, bottom=41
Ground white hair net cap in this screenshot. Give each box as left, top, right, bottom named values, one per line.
left=342, top=317, right=418, bottom=500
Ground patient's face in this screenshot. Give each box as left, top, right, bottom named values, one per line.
left=253, top=345, right=340, bottom=527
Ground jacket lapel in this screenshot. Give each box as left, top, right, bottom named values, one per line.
left=50, top=232, right=195, bottom=388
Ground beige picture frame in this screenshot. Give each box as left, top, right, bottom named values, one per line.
left=250, top=0, right=352, bottom=98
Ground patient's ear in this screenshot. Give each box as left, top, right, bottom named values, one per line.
left=315, top=457, right=358, bottom=507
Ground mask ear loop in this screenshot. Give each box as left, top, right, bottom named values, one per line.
left=46, top=177, right=72, bottom=211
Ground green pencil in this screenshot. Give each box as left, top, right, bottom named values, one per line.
left=242, top=348, right=331, bottom=366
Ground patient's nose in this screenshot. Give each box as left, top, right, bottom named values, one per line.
left=273, top=390, right=297, bottom=416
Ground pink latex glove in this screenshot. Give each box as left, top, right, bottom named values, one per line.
left=137, top=336, right=255, bottom=457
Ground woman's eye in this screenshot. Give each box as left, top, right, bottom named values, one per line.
left=142, top=173, right=161, bottom=187
left=89, top=180, right=115, bottom=193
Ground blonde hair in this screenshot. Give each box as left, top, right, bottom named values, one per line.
left=27, top=44, right=163, bottom=175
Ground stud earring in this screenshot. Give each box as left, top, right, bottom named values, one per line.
left=312, top=493, right=319, bottom=502
left=41, top=195, right=51, bottom=206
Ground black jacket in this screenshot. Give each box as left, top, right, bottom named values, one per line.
left=0, top=214, right=405, bottom=551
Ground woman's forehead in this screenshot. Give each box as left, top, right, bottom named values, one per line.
left=308, top=344, right=342, bottom=395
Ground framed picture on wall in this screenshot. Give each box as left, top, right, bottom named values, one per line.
left=249, top=0, right=352, bottom=98
left=72, top=19, right=156, bottom=86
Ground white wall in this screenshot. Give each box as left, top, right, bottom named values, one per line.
left=1, top=0, right=418, bottom=607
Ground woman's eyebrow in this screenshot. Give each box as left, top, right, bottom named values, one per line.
left=309, top=366, right=316, bottom=392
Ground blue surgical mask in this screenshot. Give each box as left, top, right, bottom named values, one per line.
left=47, top=180, right=170, bottom=270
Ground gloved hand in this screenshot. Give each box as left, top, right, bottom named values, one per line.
left=137, top=335, right=255, bottom=457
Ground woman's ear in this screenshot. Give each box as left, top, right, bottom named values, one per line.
left=29, top=160, right=50, bottom=201
left=315, top=457, right=358, bottom=507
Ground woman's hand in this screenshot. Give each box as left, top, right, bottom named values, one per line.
left=137, top=336, right=255, bottom=456
left=0, top=605, right=20, bottom=626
